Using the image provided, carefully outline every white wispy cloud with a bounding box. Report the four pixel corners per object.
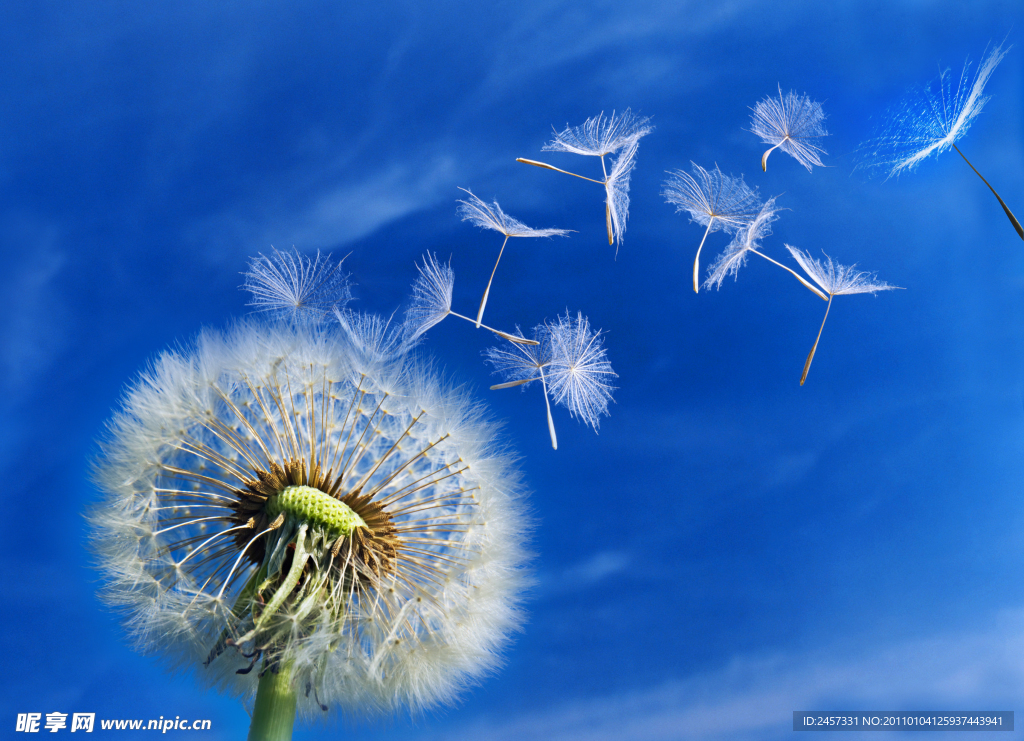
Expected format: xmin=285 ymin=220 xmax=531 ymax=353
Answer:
xmin=545 ymin=551 xmax=631 ymax=593
xmin=187 ymin=153 xmax=460 ymax=256
xmin=0 ymin=223 xmax=68 ymax=395
xmin=416 ymin=610 xmax=1024 ymax=741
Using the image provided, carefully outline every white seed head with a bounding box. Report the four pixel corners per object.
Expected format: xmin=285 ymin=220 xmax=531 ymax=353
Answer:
xmin=404 ymin=252 xmax=455 ymax=340
xmin=456 ymin=189 xmax=571 ymax=239
xmin=704 ymin=197 xmax=781 ymax=290
xmin=663 ymin=163 xmax=762 ymax=233
xmin=542 ymin=108 xmax=653 ymax=157
xmin=90 ymin=319 xmax=531 ymax=720
xmin=242 ymin=249 xmax=352 ymax=325
xmin=605 ymin=139 xmax=640 ymax=248
xmin=749 ymin=87 xmax=829 ymax=171
xmin=785 ymin=246 xmax=899 ymax=295
xmin=862 ymin=43 xmax=1009 ymax=178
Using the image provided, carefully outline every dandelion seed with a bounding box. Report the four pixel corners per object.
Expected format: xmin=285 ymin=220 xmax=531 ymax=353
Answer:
xmin=542 ymin=109 xmax=653 ymax=157
xmin=604 ymin=140 xmax=639 ymax=256
xmin=90 ymin=319 xmax=531 ymax=732
xmin=517 ymin=109 xmax=652 ymax=249
xmin=485 ymin=312 xmax=616 ymax=449
xmin=242 ymin=248 xmax=352 ymax=325
xmin=456 ymin=188 xmax=571 ymax=328
xmin=544 ymin=312 xmax=617 ymax=431
xmin=863 ymin=42 xmax=1022 ymax=240
xmin=405 ymin=252 xmax=455 ymax=339
xmin=786 ymin=246 xmax=900 ymax=385
xmin=703 ymin=200 xmax=828 ymax=300
xmin=663 ymin=163 xmax=761 ymax=294
xmin=485 ymin=326 xmax=560 ymax=450
xmin=749 ymin=86 xmax=828 ymax=172
xmin=405 ymin=253 xmax=539 ymax=346
xmin=334 ymin=307 xmax=407 ymax=363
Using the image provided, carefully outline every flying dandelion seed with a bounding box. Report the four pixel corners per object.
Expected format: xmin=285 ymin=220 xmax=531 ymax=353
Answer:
xmin=863 ymin=42 xmax=1022 ymax=240
xmin=704 ymin=199 xmax=828 ymax=300
xmin=485 ymin=312 xmax=616 ymax=449
xmin=404 ymin=252 xmax=538 ymax=346
xmin=749 ymin=87 xmax=829 ymax=172
xmin=544 ymin=312 xmax=617 ymax=431
xmin=662 ymin=163 xmax=761 ymax=294
xmin=90 ymin=318 xmax=531 ymax=737
xmin=786 ymin=246 xmax=900 ymax=385
xmin=456 ymin=188 xmax=571 ymax=328
xmin=242 ymin=249 xmax=353 ymax=325
xmin=516 ymin=109 xmax=652 ymax=249
xmin=603 ymin=140 xmax=640 ymax=256
xmin=541 ymin=108 xmax=653 ymax=157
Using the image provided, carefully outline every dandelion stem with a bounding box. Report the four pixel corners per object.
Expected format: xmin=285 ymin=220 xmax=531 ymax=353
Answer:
xmin=449 ymin=311 xmax=540 ymax=345
xmin=247 ymin=660 xmax=297 ymax=741
xmin=750 ymin=249 xmax=829 ymax=300
xmin=516 ymin=158 xmax=606 ymax=185
xmin=693 ymin=219 xmax=715 ymax=293
xmin=477 ymin=235 xmax=509 ymax=328
xmin=760 ymin=137 xmax=788 ymax=172
xmin=951 ymin=143 xmax=1024 ymax=240
xmin=801 ymin=294 xmax=833 ymax=386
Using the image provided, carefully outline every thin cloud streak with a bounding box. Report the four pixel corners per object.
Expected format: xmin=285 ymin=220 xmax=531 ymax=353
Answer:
xmin=188 ymin=153 xmax=460 ymax=256
xmin=422 ymin=611 xmax=1024 ymax=741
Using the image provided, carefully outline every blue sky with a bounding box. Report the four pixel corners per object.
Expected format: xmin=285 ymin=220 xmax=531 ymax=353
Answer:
xmin=3 ymin=1 xmax=1024 ymax=738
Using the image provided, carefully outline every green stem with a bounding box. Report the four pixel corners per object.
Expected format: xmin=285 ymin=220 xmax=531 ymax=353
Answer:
xmin=248 ymin=661 xmax=298 ymax=741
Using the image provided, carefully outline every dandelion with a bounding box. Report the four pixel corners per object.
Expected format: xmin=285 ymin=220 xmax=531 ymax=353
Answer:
xmin=541 ymin=108 xmax=653 ymax=157
xmin=603 ymin=140 xmax=640 ymax=256
xmin=786 ymin=246 xmax=899 ymax=385
xmin=704 ymin=200 xmax=828 ymax=300
xmin=544 ymin=312 xmax=617 ymax=431
xmin=243 ymin=249 xmax=352 ymax=325
xmin=517 ymin=109 xmax=652 ymax=249
xmin=663 ymin=163 xmax=761 ymax=293
xmin=405 ymin=252 xmax=455 ymax=338
xmin=485 ymin=312 xmax=616 ymax=449
xmin=404 ymin=253 xmax=539 ymax=347
xmin=863 ymin=42 xmax=1022 ymax=240
xmin=749 ymin=87 xmax=828 ymax=172
xmin=90 ymin=318 xmax=531 ymax=738
xmin=333 ymin=307 xmax=407 ymax=364
xmin=456 ymin=188 xmax=571 ymax=328
xmin=486 ymin=327 xmax=560 ymax=449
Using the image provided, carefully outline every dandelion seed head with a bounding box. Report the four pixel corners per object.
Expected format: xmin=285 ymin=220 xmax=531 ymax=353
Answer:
xmin=456 ymin=189 xmax=571 ymax=239
xmin=704 ymin=197 xmax=781 ymax=290
xmin=542 ymin=109 xmax=653 ymax=157
xmin=749 ymin=87 xmax=829 ymax=171
xmin=544 ymin=312 xmax=617 ymax=430
xmin=606 ymin=139 xmax=640 ymax=248
xmin=785 ymin=245 xmax=899 ymax=295
xmin=863 ymin=43 xmax=1009 ymax=178
xmin=484 ymin=326 xmax=551 ymax=388
xmin=663 ymin=163 xmax=761 ymax=233
xmin=242 ymin=249 xmax=352 ymax=325
xmin=90 ymin=319 xmax=531 ymax=720
xmin=334 ymin=308 xmax=409 ymax=370
xmin=485 ymin=315 xmax=616 ymax=439
xmin=405 ymin=252 xmax=454 ymax=340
